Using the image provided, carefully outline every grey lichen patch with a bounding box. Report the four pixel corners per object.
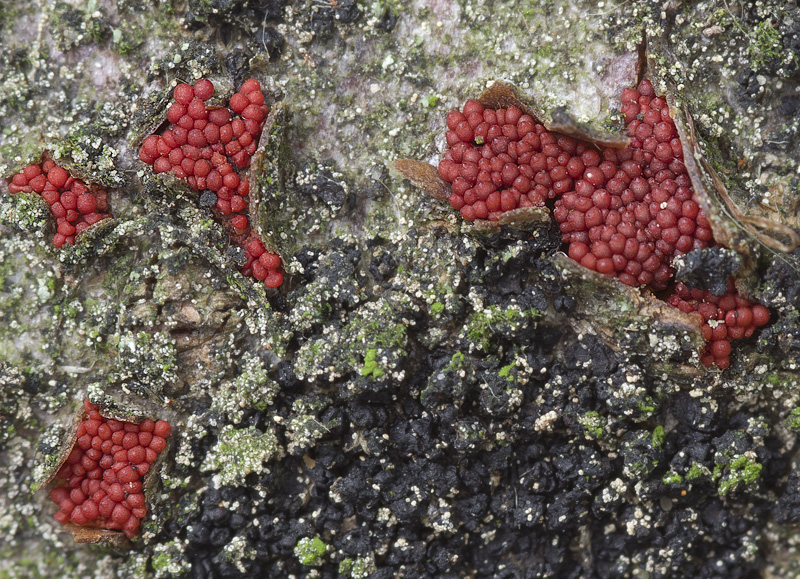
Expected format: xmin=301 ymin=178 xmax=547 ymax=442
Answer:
xmin=554 ymin=254 xmax=705 ymax=372
xmin=105 ymin=553 xmax=148 ymax=579
xmin=31 ymin=421 xmax=73 ymax=491
xmin=56 ymin=217 xmax=119 ymax=267
xmin=0 ymin=136 xmax=43 ymax=183
xmin=654 ymin=1 xmax=800 ymax=229
xmin=48 ymin=0 xmax=111 ymax=52
xmin=747 ymin=20 xmax=788 ymax=70
xmin=421 ymin=351 xmax=473 ymax=410
xmin=391 ymin=227 xmax=472 ymax=322
xmin=56 ymin=218 xmax=147 ymax=272
xmin=0 ymin=65 xmax=35 ymax=150
xmin=151 ymin=245 xmax=247 ymax=339
xmin=461 ymin=302 xmax=541 ymax=354
xmin=50 ymin=129 xmax=123 ymax=189
xmin=202 ymin=424 xmax=283 ymax=487
xmin=726 ymin=352 xmax=800 ymax=405
xmin=453 ymin=418 xmax=488 ymax=453
xmin=285 ymin=395 xmax=339 ymax=455
xmin=784 ymin=407 xmax=800 ymax=433
xmin=219 ymin=535 xmax=258 ymax=575
xmin=711 ymin=417 xmax=768 ymax=496
xmin=622 ymin=429 xmax=664 ymax=480
xmin=717 ymin=453 xmax=763 ymax=496
xmin=338 ymin=554 xmax=377 ymax=579
xmin=4 ymin=196 xmax=241 ymax=408
xmin=151 ymin=540 xmax=191 ymax=579
xmin=0 ymin=191 xmax=52 ymax=234
xmin=605 ymin=372 xmax=656 ymax=423
xmin=294 ymin=291 xmax=411 ymax=383
xmin=250 ymin=101 xmax=303 ymax=259
xmin=0 ymin=243 xmax=66 ymax=370
xmin=184 ymin=0 xmax=247 ymax=28
xmin=109 ymin=330 xmax=177 ymax=399
xmin=152 ymin=252 xmax=211 ymax=306
xmin=211 ymin=353 xmax=279 ymax=424
xmin=578 ymin=410 xmax=607 ymax=440
xmin=85 ymin=383 xmax=147 ymax=424
xmin=147 ymin=39 xmax=221 ymax=88
xmin=0 ymin=365 xmax=30 ymax=446
xmin=284 ymin=247 xmax=361 ymax=335
xmin=170 ymin=413 xmax=210 ymax=489
xmin=144 ymin=202 xmax=270 ymax=307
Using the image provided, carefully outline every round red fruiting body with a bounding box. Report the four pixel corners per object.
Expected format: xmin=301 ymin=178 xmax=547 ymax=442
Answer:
xmin=193 ymin=78 xmax=215 ymax=101
xmin=174 ymin=83 xmax=194 ymax=105
xmin=229 ymin=93 xmax=249 ymax=114
xmin=231 ymin=214 xmax=248 ymax=229
xmin=240 ymin=78 xmax=261 ymax=94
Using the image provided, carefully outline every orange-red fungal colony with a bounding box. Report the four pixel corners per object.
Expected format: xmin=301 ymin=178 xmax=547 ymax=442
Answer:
xmin=667 ymin=280 xmax=771 ymax=370
xmin=438 ymin=79 xmax=770 ymax=368
xmin=6 ymin=160 xmax=111 ymax=248
xmin=48 ymin=400 xmax=171 ymax=539
xmin=139 ymin=78 xmax=283 ymax=288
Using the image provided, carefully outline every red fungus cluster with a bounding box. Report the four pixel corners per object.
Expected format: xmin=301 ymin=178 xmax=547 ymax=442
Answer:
xmin=438 ymin=102 xmax=554 ymax=220
xmin=667 ymin=280 xmax=770 ymax=368
xmin=6 ymin=160 xmax=110 ymax=248
xmin=242 ymin=237 xmax=283 ymax=288
xmin=438 ymin=79 xmax=771 ymax=368
xmin=555 ymin=80 xmax=713 ymax=291
xmin=139 ymin=78 xmax=283 ymax=288
xmin=438 ymin=80 xmax=714 ymax=291
xmin=48 ymin=400 xmax=171 ymax=539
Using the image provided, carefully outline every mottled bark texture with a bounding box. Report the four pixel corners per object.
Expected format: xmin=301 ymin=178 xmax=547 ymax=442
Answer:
xmin=1 ymin=1 xmax=800 ymax=578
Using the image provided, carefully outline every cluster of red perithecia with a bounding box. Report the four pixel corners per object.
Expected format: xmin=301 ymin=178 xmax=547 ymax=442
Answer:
xmin=437 ymin=79 xmax=770 ymax=369
xmin=6 ymin=160 xmax=111 ymax=248
xmin=439 ymin=80 xmax=714 ymax=291
xmin=48 ymin=400 xmax=171 ymax=539
xmin=668 ymin=280 xmax=770 ymax=369
xmin=139 ymin=78 xmax=283 ymax=288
